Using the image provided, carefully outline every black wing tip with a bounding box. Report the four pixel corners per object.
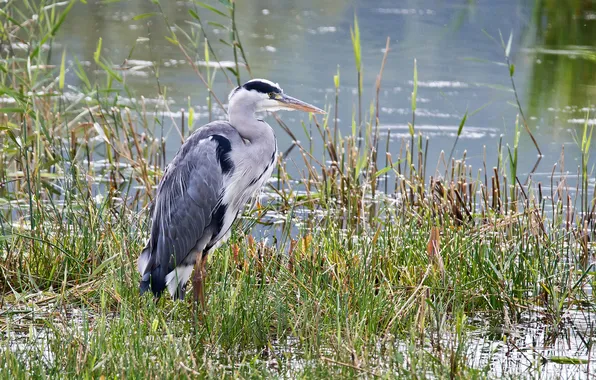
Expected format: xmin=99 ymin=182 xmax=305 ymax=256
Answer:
xmin=139 ymin=278 xmax=186 ymax=300
xmin=139 ymin=279 xmax=151 ymax=294
xmin=139 ymin=270 xmax=167 ymax=298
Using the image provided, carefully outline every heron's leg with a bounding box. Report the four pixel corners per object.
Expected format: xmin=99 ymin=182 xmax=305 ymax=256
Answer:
xmin=199 ymin=257 xmax=208 ymax=308
xmin=192 ymin=254 xmax=207 ymax=310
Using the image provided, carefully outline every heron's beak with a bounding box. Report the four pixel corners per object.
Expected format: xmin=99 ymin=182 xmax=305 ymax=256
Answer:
xmin=277 ymin=94 xmax=326 ymax=114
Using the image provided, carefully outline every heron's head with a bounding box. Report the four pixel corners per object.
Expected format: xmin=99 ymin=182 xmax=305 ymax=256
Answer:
xmin=228 ymin=79 xmax=325 ymax=115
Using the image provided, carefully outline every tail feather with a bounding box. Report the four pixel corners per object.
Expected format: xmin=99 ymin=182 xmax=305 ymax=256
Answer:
xmin=139 ymin=266 xmax=167 ymax=297
xmin=149 ymin=266 xmax=167 ymax=297
xmin=138 ymin=245 xmax=167 ymax=297
xmin=139 ymin=273 xmax=151 ymax=294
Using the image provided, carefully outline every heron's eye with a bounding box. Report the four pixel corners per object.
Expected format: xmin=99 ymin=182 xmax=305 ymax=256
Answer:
xmin=268 ymin=92 xmax=276 ymax=99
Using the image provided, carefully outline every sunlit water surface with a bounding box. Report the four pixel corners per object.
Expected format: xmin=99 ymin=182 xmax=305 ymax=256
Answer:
xmin=53 ymin=0 xmax=596 ymax=175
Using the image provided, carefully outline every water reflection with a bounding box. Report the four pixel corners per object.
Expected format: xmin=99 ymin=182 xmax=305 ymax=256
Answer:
xmin=53 ymin=0 xmax=596 ymax=173
xmin=525 ymin=0 xmax=596 ymax=127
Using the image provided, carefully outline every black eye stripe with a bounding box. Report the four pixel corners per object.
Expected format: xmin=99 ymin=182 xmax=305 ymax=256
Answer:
xmin=243 ymin=81 xmax=281 ymax=95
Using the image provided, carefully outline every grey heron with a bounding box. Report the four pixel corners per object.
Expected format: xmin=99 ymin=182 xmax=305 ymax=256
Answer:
xmin=137 ymin=79 xmax=325 ymax=308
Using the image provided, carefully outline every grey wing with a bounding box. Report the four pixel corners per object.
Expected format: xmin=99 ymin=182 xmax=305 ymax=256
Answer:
xmin=138 ymin=131 xmax=228 ymax=298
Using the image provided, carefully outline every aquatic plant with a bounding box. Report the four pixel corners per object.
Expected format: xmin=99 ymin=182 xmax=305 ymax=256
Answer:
xmin=0 ymin=1 xmax=594 ymax=378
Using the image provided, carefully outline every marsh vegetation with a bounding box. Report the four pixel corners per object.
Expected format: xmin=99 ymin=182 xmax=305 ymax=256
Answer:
xmin=1 ymin=0 xmax=595 ymax=378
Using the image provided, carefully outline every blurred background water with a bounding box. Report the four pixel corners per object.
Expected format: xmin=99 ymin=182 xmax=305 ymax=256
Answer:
xmin=54 ymin=0 xmax=596 ymax=183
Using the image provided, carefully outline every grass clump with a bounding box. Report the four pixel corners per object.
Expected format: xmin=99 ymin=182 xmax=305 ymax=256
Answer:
xmin=0 ymin=1 xmax=594 ymax=378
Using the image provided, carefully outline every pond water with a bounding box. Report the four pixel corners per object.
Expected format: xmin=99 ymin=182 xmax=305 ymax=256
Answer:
xmin=54 ymin=0 xmax=596 ymax=187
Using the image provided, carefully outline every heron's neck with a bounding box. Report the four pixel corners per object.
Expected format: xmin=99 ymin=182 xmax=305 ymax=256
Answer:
xmin=229 ymin=104 xmax=275 ymax=146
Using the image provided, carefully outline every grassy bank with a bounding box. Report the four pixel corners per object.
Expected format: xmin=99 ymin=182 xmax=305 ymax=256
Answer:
xmin=1 ymin=1 xmax=595 ymax=378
